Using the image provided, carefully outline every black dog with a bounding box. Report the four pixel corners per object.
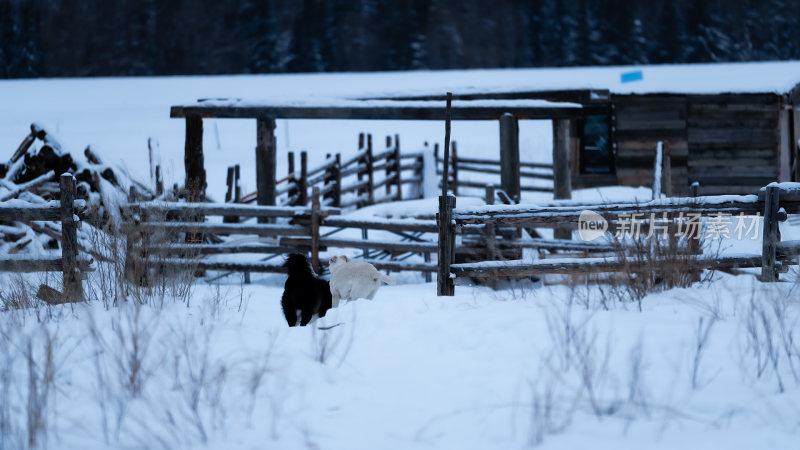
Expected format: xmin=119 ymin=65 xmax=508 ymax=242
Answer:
xmin=281 ymin=253 xmax=333 ymax=327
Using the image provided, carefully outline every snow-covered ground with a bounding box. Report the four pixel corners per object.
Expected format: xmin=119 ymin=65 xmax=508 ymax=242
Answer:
xmin=2 ymin=68 xmax=800 ymax=449
xmin=1 ymin=267 xmax=799 ymax=449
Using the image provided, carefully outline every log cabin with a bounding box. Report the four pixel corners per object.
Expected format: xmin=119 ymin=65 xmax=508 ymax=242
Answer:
xmin=379 ymin=62 xmax=800 ymax=196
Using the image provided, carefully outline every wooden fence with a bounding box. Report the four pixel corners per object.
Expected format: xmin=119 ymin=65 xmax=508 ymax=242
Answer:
xmin=436 ymin=183 xmax=800 ymax=295
xmin=0 ymin=174 xmax=93 ymax=303
xmin=123 ymin=186 xmax=442 ymax=281
xmin=124 ymin=184 xmax=554 ymax=283
xmin=230 ymin=133 xmax=424 ymax=211
xmin=434 ymin=142 xmax=554 ymax=195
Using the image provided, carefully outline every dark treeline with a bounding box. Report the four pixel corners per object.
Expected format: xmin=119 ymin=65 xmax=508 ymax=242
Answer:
xmin=1 ymin=0 xmax=798 ymax=79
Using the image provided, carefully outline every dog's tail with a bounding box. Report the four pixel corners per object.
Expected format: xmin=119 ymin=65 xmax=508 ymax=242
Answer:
xmin=376 ymin=273 xmax=396 ymax=285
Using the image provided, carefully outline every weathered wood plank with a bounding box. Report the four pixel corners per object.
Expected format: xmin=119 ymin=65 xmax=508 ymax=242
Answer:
xmin=124 ymin=201 xmax=339 ymax=218
xmin=145 ymin=243 xmax=302 ymax=255
xmin=133 ymin=222 xmax=310 ymax=236
xmin=282 ymin=237 xmax=437 ymax=253
xmin=451 ymin=253 xmax=787 ymax=278
xmin=170 ymin=103 xmax=583 ymax=121
xmin=322 ymin=217 xmax=438 ymax=233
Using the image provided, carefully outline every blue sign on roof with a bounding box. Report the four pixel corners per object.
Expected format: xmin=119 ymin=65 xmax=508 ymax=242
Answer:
xmin=621 ymin=70 xmax=643 ymax=83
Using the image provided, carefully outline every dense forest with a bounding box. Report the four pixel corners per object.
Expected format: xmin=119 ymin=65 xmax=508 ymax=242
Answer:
xmin=1 ymin=0 xmax=798 ymax=78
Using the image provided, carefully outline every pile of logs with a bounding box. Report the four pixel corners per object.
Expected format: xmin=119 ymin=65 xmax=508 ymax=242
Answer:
xmin=0 ymin=123 xmax=155 ymax=258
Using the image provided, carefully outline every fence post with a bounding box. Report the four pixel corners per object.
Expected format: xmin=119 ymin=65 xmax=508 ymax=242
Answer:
xmin=437 ymin=194 xmax=456 ymax=296
xmin=553 ymin=118 xmax=573 ymax=240
xmin=385 ymin=136 xmax=393 ymax=195
xmin=287 ymin=152 xmax=298 ymax=205
xmin=662 ymin=142 xmax=672 ymax=198
xmin=761 ymin=185 xmax=780 ymax=282
xmin=394 ymin=134 xmax=403 ymax=200
xmin=60 ymin=173 xmax=82 ymax=302
xmin=499 ymin=113 xmax=520 ymax=203
xmin=324 ymin=153 xmax=334 ymax=205
xmin=155 ymin=165 xmax=163 ymax=196
xmin=416 ymin=154 xmax=425 ymax=199
xmin=451 ymin=141 xmax=458 ymax=196
xmin=223 ymin=166 xmax=236 ymax=223
xmin=234 ymin=164 xmax=241 ymax=204
xmin=311 ymin=186 xmax=321 ymax=274
xmin=299 ymin=151 xmax=309 ymax=206
xmin=652 ymin=141 xmax=663 ymax=200
xmin=366 ymin=134 xmax=374 ymax=205
xmin=357 ymin=134 xmax=367 ymax=205
xmin=688 ymin=181 xmax=701 ymax=282
xmin=225 ymin=166 xmax=234 ymax=203
xmin=334 ymin=153 xmax=342 ymax=206
xmin=484 ymin=184 xmax=497 ymax=262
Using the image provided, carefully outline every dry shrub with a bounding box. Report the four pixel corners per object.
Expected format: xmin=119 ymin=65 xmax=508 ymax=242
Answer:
xmin=571 ymin=227 xmax=714 ymax=310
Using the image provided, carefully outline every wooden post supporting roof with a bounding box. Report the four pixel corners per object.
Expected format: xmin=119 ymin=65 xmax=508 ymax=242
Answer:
xmin=184 ymin=115 xmax=205 ymax=202
xmin=553 ymin=119 xmax=573 ymax=240
xmin=256 ymin=118 xmax=277 ymax=222
xmin=499 ymin=113 xmax=520 ymax=203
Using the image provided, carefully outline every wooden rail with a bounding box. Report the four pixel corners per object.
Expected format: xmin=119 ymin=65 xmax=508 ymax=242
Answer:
xmin=434 ymin=141 xmax=554 ymax=196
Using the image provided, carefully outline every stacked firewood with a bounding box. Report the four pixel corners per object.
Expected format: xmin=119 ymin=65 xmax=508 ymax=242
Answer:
xmin=0 ymin=124 xmax=156 ymax=258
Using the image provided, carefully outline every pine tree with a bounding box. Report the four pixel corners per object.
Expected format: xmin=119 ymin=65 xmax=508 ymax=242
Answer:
xmin=653 ymin=1 xmax=691 ymax=63
xmin=0 ymin=0 xmax=11 ymax=78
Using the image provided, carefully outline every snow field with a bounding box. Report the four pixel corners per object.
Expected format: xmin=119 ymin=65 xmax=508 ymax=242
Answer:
xmin=1 ymin=265 xmax=799 ymax=449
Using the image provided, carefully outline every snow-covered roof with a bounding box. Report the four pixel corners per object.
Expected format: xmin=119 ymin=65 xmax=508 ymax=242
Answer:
xmin=354 ymin=60 xmax=800 ymax=98
xmin=167 ymin=61 xmax=800 ymax=110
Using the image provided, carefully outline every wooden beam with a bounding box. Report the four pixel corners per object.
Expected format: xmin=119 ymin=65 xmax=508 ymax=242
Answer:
xmin=363 ymin=89 xmax=610 ymax=104
xmin=499 ymin=113 xmax=521 ymax=203
xmin=553 ymin=118 xmax=573 ymax=240
xmin=170 ymin=103 xmax=582 ymax=121
xmin=256 ymin=118 xmax=277 ymax=222
xmin=184 ymin=115 xmax=205 ymax=201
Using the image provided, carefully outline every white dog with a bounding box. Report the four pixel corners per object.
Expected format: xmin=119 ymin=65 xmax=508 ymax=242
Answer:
xmin=328 ymin=255 xmax=396 ymax=305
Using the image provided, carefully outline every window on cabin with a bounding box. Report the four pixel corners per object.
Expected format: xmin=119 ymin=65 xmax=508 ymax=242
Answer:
xmin=580 ymin=111 xmax=614 ymax=174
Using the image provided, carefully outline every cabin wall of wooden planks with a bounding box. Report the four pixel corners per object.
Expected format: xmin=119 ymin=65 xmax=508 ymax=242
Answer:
xmin=610 ymin=93 xmax=782 ymax=196
xmin=612 ymin=94 xmax=689 ymax=196
xmin=686 ymin=94 xmax=781 ymax=195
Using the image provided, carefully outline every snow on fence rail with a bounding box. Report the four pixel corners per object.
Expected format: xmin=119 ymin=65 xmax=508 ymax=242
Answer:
xmin=436 ymin=183 xmax=800 ymax=295
xmin=434 ymin=142 xmax=554 ymax=195
xmin=0 ymin=174 xmax=92 ymax=303
xmin=232 ymin=133 xmax=424 ymax=210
